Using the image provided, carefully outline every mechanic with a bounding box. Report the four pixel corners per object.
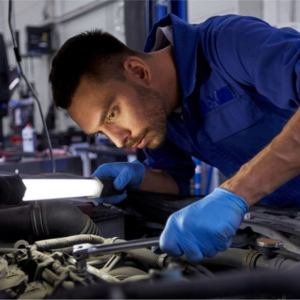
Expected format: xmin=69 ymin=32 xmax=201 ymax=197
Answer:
xmin=49 ymin=14 xmax=300 ymax=261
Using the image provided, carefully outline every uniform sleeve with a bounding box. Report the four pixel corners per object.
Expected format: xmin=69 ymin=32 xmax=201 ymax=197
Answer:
xmin=143 ymin=138 xmax=195 ymax=195
xmin=202 ymin=15 xmax=300 ymax=109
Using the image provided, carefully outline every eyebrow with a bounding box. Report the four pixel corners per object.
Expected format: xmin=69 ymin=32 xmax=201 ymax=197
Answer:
xmin=89 ymin=99 xmax=112 ymax=136
xmin=99 ymin=103 xmax=110 ymax=127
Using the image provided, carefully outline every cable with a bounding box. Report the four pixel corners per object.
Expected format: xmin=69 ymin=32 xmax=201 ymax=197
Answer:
xmin=8 ymin=0 xmax=56 ymax=173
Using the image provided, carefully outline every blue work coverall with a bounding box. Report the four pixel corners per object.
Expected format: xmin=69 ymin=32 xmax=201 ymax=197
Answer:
xmin=143 ymin=14 xmax=300 ymax=208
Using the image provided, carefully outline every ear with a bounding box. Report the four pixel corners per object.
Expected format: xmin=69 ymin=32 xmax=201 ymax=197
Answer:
xmin=123 ymin=57 xmax=151 ymax=85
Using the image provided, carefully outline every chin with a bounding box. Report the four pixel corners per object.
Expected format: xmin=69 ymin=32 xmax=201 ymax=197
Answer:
xmin=147 ymin=138 xmax=165 ymax=150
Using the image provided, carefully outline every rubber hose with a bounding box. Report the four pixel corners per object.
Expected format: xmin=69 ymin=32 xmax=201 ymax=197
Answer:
xmin=81 ymin=215 xmax=100 ymax=235
xmin=30 ymin=200 xmax=97 ymax=238
xmin=125 ymin=248 xmax=161 ymax=268
xmin=31 ymin=234 xmax=105 ymax=251
xmin=200 ymin=247 xmax=300 ymax=271
xmin=0 ymin=248 xmax=17 ymax=254
xmin=49 ymin=218 xmax=101 ymax=253
xmin=111 ymin=239 xmax=161 ymax=268
xmin=0 ymin=204 xmax=32 ymax=240
xmin=0 ymin=200 xmax=100 ymax=241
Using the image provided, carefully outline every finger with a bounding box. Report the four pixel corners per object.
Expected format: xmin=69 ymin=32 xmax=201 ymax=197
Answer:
xmin=159 ymin=228 xmax=183 ymax=257
xmin=215 ymin=237 xmax=232 ymax=252
xmin=199 ymin=237 xmax=231 ymax=258
xmin=114 ymin=169 xmax=131 ymax=190
xmin=92 ymin=164 xmax=120 ymax=178
xmin=181 ymin=241 xmax=204 ymax=262
xmin=200 ymin=244 xmax=218 ymax=258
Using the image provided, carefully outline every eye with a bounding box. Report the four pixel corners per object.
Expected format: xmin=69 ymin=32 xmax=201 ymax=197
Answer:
xmin=108 ymin=111 xmax=115 ymax=121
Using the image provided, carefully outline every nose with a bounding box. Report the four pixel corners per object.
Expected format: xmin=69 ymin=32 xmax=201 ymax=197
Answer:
xmin=104 ymin=127 xmax=130 ymax=148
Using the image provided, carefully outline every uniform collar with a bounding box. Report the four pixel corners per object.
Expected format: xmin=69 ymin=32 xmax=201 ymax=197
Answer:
xmin=144 ymin=13 xmax=199 ymax=101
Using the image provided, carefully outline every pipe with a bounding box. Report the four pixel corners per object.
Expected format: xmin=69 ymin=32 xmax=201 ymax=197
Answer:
xmin=170 ymin=0 xmax=188 ymax=21
xmin=0 ymin=200 xmax=100 ymax=243
xmin=199 ymin=247 xmax=300 ymax=272
xmin=41 ymin=0 xmax=118 ymax=27
xmin=112 ymin=238 xmax=209 ymax=278
xmin=155 ymin=0 xmax=168 ymax=22
xmin=31 ymin=234 xmax=105 ymax=252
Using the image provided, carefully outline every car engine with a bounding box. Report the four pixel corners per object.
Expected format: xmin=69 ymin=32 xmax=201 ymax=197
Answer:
xmin=1 ymin=189 xmax=300 ymax=299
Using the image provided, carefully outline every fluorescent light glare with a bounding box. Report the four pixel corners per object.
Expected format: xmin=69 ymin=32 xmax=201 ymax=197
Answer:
xmin=22 ymin=178 xmax=102 ymax=201
xmin=9 ymin=77 xmax=20 ymax=90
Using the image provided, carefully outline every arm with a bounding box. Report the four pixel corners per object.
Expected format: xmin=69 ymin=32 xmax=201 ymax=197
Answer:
xmin=92 ymin=159 xmax=180 ymax=205
xmin=209 ymin=16 xmax=300 ymax=205
xmin=160 ymin=16 xmax=300 ymax=261
xmin=142 ymin=135 xmax=195 ymax=194
xmin=92 ymin=135 xmax=193 ymax=204
xmin=221 ymin=107 xmax=300 ymax=206
xmin=139 ymin=167 xmax=179 ymax=194
xmin=160 ymin=117 xmax=300 ymax=261
xmin=160 ymin=112 xmax=300 ymax=261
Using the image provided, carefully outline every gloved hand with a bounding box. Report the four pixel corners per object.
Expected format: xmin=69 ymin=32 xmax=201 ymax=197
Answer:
xmin=92 ymin=160 xmax=145 ymax=204
xmin=160 ymin=188 xmax=248 ymax=261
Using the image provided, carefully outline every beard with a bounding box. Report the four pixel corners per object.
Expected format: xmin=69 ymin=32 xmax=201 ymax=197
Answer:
xmin=125 ymin=82 xmax=168 ymax=150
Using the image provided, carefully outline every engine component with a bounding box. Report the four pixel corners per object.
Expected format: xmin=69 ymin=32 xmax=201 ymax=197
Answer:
xmin=2 ymin=189 xmax=300 ymax=298
xmin=0 ymin=200 xmax=100 ymax=247
xmin=257 ymin=237 xmax=283 ymax=259
xmin=0 ymin=234 xmax=300 ymax=299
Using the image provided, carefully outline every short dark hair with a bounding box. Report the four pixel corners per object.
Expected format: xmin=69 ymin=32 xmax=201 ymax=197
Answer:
xmin=49 ymin=29 xmax=143 ymax=109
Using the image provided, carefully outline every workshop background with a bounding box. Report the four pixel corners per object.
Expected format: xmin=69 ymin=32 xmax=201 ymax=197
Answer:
xmin=0 ymin=0 xmax=300 ymax=191
xmin=2 ymin=2 xmax=300 ymax=298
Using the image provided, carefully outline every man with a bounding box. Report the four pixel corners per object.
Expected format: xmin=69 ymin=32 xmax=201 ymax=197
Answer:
xmin=49 ymin=13 xmax=300 ymax=261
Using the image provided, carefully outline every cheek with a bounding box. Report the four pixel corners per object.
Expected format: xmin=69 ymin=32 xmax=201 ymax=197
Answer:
xmin=122 ymin=106 xmax=147 ymax=128
xmin=125 ymin=115 xmax=145 ymax=132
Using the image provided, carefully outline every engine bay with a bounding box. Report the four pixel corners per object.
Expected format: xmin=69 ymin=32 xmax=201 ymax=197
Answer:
xmin=1 ymin=191 xmax=300 ymax=299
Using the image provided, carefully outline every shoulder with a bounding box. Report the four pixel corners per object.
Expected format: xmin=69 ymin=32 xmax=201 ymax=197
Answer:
xmin=198 ymin=14 xmax=271 ymax=33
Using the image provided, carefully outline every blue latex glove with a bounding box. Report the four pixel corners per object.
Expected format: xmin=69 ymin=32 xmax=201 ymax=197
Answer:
xmin=160 ymin=188 xmax=249 ymax=261
xmin=91 ymin=160 xmax=145 ymax=204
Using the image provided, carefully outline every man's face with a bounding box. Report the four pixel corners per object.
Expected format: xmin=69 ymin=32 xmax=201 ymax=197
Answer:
xmin=68 ymin=77 xmax=168 ymax=149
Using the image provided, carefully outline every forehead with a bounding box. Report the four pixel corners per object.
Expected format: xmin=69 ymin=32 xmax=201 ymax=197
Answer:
xmin=67 ymin=77 xmax=135 ymax=134
xmin=67 ymin=77 xmax=107 ymax=134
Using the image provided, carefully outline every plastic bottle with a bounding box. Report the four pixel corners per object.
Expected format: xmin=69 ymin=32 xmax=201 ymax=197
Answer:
xmin=22 ymin=123 xmax=36 ymax=152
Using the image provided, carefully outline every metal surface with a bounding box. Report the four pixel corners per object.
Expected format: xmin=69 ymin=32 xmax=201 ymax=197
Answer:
xmin=73 ymin=237 xmax=160 ymax=260
xmin=257 ymin=238 xmax=283 ymax=249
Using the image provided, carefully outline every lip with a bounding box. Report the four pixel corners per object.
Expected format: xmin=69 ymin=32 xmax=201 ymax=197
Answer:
xmin=135 ymin=136 xmax=147 ymax=149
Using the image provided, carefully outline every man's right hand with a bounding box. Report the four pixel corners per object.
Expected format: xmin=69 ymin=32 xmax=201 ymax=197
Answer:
xmin=92 ymin=160 xmax=145 ymax=204
xmin=159 ymin=188 xmax=248 ymax=261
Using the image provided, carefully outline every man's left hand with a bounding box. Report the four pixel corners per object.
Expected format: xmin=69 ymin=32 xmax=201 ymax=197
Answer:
xmin=159 ymin=188 xmax=249 ymax=261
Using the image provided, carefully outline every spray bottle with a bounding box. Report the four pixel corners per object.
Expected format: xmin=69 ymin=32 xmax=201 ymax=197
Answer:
xmin=22 ymin=123 xmax=36 ymax=152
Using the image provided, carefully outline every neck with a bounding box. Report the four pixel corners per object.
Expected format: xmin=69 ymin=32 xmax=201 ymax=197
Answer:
xmin=149 ymin=45 xmax=180 ymax=116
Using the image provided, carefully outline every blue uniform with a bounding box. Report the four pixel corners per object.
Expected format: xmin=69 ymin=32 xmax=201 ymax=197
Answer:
xmin=143 ymin=14 xmax=300 ymax=208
